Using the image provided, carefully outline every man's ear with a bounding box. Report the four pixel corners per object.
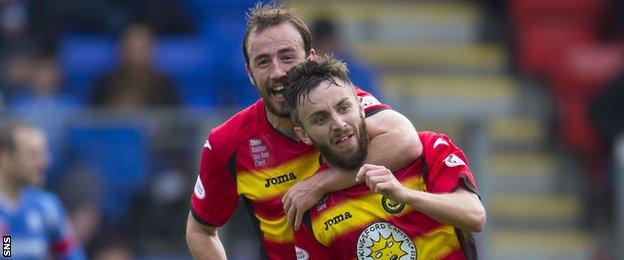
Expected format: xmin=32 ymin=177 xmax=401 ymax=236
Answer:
xmin=245 ymin=63 xmax=256 ymax=86
xmin=294 ymin=126 xmax=312 ymax=145
xmin=308 ymin=48 xmax=317 ymax=60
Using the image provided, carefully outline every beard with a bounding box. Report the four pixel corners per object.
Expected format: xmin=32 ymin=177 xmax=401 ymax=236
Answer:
xmin=312 ymin=121 xmax=369 ymax=170
xmin=264 ymin=98 xmax=290 ymax=118
xmin=256 ymin=78 xmax=291 ymax=118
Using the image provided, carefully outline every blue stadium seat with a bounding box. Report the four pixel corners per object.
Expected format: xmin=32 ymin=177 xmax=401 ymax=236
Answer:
xmin=154 ymin=36 xmax=218 ymax=107
xmin=68 ymin=123 xmax=148 ymax=227
xmin=58 ymin=34 xmax=117 ymax=104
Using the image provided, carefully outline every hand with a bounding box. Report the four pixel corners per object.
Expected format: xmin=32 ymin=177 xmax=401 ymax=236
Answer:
xmin=355 ymin=164 xmax=412 ymax=203
xmin=282 ymin=175 xmax=324 ymax=231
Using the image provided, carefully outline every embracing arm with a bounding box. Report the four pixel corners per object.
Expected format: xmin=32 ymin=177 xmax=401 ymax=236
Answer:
xmin=186 ymin=212 xmax=227 ymax=260
xmin=283 ymin=109 xmax=422 ymax=229
xmin=357 ymin=164 xmax=486 ymax=232
xmin=403 ymin=187 xmax=485 ymax=232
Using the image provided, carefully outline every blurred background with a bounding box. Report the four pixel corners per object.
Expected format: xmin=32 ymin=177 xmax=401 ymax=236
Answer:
xmin=0 ymin=0 xmax=623 ymax=259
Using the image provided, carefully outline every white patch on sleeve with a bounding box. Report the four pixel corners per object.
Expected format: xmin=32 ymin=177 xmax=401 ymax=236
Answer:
xmin=204 ymin=139 xmax=211 ymax=149
xmin=194 ymin=176 xmax=206 ymax=199
xmin=296 ymin=246 xmax=310 ymax=260
xmin=359 ymin=95 xmax=381 ymax=109
xmin=444 ymin=154 xmax=466 ymax=168
xmin=433 ymin=137 xmax=449 ymax=149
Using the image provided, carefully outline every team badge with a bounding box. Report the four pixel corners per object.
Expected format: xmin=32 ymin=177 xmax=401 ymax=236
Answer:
xmin=356 ymin=222 xmax=416 ymax=260
xmin=194 ymin=176 xmax=205 ymax=199
xmin=382 ymin=197 xmax=405 ymax=214
xmin=444 ymin=154 xmax=466 ymax=168
xmin=295 ymin=246 xmax=309 ymax=260
xmin=359 ymin=95 xmax=381 ymax=109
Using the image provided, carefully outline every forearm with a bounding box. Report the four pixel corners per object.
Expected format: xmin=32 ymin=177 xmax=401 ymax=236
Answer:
xmin=364 ymin=109 xmax=421 ymax=172
xmin=186 ymin=213 xmax=227 ymax=259
xmin=405 ymin=188 xmax=485 ymax=232
xmin=364 ymin=131 xmax=419 ymax=172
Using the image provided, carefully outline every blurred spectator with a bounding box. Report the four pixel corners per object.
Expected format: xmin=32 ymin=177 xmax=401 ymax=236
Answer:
xmin=111 ymin=0 xmax=195 ymax=34
xmin=89 ymin=23 xmax=180 ymax=110
xmin=311 ymin=17 xmax=381 ymax=98
xmin=0 ymin=51 xmax=33 ymax=106
xmin=0 ymin=119 xmax=86 ymax=259
xmin=29 ymin=0 xmax=127 ymax=50
xmin=10 ymin=54 xmax=78 ymax=182
xmin=0 ymin=0 xmax=29 ymax=47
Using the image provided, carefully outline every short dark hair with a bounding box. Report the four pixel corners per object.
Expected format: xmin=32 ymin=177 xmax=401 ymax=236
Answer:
xmin=243 ymin=2 xmax=312 ymax=66
xmin=283 ymin=56 xmax=353 ymax=126
xmin=0 ymin=118 xmax=30 ymax=155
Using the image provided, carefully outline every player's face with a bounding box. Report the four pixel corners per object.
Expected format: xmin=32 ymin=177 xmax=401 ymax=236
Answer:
xmin=7 ymin=127 xmax=50 ymax=187
xmin=246 ymin=22 xmax=315 ymax=118
xmin=295 ymin=80 xmax=369 ymax=170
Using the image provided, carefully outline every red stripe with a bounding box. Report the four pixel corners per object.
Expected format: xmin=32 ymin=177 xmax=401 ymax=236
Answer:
xmin=391 ymin=211 xmax=445 ymax=237
xmin=262 ymin=239 xmax=296 ymax=260
xmin=251 ymin=197 xmax=286 ymax=220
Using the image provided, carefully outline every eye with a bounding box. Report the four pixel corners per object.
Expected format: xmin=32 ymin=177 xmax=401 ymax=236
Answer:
xmin=313 ymin=116 xmax=327 ymax=125
xmin=256 ymin=59 xmax=269 ymax=68
xmin=338 ymin=104 xmax=351 ymax=113
xmin=282 ymin=55 xmax=295 ymax=63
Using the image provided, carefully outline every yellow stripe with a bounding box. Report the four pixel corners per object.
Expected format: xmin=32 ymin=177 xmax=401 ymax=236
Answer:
xmin=313 ymin=175 xmax=426 ymax=246
xmin=256 ymin=214 xmax=294 ymax=244
xmin=414 ymin=225 xmax=461 ymax=259
xmin=237 ymin=152 xmax=320 ymax=201
xmin=403 ymin=174 xmax=427 ymax=192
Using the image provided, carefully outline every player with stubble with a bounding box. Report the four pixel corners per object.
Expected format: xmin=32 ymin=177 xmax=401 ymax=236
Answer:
xmin=186 ymin=3 xmax=423 ymax=260
xmin=283 ymin=57 xmax=485 ymax=259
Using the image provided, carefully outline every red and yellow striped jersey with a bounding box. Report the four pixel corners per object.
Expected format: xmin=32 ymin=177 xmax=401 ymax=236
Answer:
xmin=190 ymin=89 xmax=388 ymax=259
xmin=294 ymin=131 xmax=479 ymax=260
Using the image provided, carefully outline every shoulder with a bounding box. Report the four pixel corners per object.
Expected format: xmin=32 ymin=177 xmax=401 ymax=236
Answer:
xmin=418 ymin=131 xmax=458 ymax=155
xmin=354 ymin=87 xmax=390 ymax=113
xmin=23 ymin=188 xmax=64 ymax=219
xmin=207 ymin=100 xmax=263 ymax=150
xmin=418 ymin=131 xmax=465 ymax=164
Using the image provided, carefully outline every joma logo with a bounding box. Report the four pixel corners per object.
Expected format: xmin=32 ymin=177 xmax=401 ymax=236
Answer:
xmin=324 ymin=211 xmax=352 ymax=230
xmin=264 ymin=172 xmax=297 ymax=188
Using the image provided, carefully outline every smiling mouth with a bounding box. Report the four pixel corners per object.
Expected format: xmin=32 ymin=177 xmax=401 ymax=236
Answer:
xmin=271 ymin=85 xmax=285 ymax=100
xmin=334 ymin=134 xmax=354 ymax=146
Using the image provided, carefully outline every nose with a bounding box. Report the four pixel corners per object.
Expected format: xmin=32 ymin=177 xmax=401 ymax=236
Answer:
xmin=329 ymin=112 xmax=348 ymax=131
xmin=269 ymin=58 xmax=287 ymax=80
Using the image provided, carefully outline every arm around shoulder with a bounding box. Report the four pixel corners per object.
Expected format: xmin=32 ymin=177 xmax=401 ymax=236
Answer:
xmin=405 ymin=187 xmax=486 ymax=233
xmin=364 ymin=109 xmax=422 ymax=172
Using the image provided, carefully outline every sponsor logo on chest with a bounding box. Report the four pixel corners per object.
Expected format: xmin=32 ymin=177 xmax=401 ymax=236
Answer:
xmin=264 ymin=172 xmax=297 ymax=188
xmin=324 ymin=211 xmax=352 ymax=231
xmin=249 ymin=138 xmax=270 ymax=168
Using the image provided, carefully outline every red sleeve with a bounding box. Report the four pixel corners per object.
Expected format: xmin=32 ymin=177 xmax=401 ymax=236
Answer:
xmin=355 ymin=87 xmax=390 ymax=117
xmin=190 ymin=129 xmax=239 ymax=227
xmin=294 ymin=217 xmax=332 ymax=259
xmin=420 ymin=131 xmax=479 ymax=196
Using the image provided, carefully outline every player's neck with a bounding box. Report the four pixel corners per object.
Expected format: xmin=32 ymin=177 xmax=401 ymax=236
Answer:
xmin=266 ymin=109 xmax=298 ymax=140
